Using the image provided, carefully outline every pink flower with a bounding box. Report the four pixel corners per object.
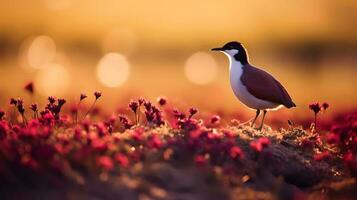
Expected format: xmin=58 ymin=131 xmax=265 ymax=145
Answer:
xmin=314 ymin=151 xmax=331 ymax=161
xmin=74 ymin=127 xmax=83 ymax=141
xmin=259 ymin=137 xmax=271 ymax=146
xmin=157 ymin=97 xmax=167 ymax=106
xmin=129 ymin=100 xmax=139 ymax=113
xmin=138 ymin=97 xmax=146 ymax=106
xmin=16 ymin=98 xmax=25 ymax=114
xmin=326 ymin=133 xmax=339 ymax=145
xmin=230 ymin=146 xmax=244 ymax=159
xmin=30 ymin=104 xmax=38 ymax=112
xmin=131 ymin=127 xmax=144 ymax=141
xmin=343 ymin=152 xmax=357 ymax=173
xmin=0 ymin=109 xmax=5 ymax=120
xmin=115 ymin=153 xmax=129 ymax=168
xmin=0 ymin=121 xmax=10 ymax=138
xmin=322 ymin=102 xmax=329 ymax=111
xmin=21 ymin=154 xmax=39 ymax=170
xmin=96 ymin=156 xmax=114 ymax=171
xmin=194 ymin=155 xmax=207 ymax=166
xmin=48 ymin=96 xmax=56 ymax=104
xmin=173 ymin=109 xmax=185 ymax=120
xmin=118 ymin=115 xmax=133 ymax=129
xmin=223 ymin=130 xmax=234 ymax=138
xmin=309 ymin=103 xmax=321 ymax=114
xmin=188 ymin=107 xmax=198 ymax=118
xmin=94 ymin=91 xmax=102 ymax=100
xmin=54 ymin=143 xmax=72 ymax=155
xmin=24 ymin=82 xmax=34 ymax=94
xmin=250 ymin=137 xmax=271 ymax=152
xmin=80 ymin=93 xmax=87 ymax=101
xmin=9 ymin=98 xmax=17 ymax=106
xmin=210 ymin=115 xmax=221 ymax=124
xmin=91 ymin=138 xmax=108 ymax=152
xmin=250 ymin=141 xmax=262 ymax=152
xmin=300 ymin=139 xmax=315 ymax=149
xmin=39 ymin=112 xmax=55 ymax=127
xmin=148 ymin=134 xmax=163 ymax=149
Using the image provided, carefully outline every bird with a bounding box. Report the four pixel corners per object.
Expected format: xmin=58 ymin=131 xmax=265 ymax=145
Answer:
xmin=211 ymin=41 xmax=296 ymax=130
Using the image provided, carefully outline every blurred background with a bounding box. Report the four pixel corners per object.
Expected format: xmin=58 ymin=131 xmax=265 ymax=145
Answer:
xmin=0 ymin=0 xmax=356 ymax=118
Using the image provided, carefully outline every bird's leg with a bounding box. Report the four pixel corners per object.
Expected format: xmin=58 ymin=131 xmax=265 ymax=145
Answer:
xmin=257 ymin=110 xmax=267 ymax=130
xmin=250 ymin=109 xmax=260 ymax=127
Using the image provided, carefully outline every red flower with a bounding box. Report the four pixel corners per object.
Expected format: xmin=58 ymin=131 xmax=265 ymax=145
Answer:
xmin=58 ymin=98 xmax=66 ymax=106
xmin=129 ymin=100 xmax=139 ymax=113
xmin=115 ymin=153 xmax=129 ymax=168
xmin=91 ymin=138 xmax=108 ymax=152
xmin=148 ymin=134 xmax=163 ymax=149
xmin=314 ymin=151 xmax=331 ymax=161
xmin=250 ymin=137 xmax=271 ymax=152
xmin=230 ymin=146 xmax=244 ymax=159
xmin=0 ymin=109 xmax=5 ymax=120
xmin=300 ymin=138 xmax=315 ymax=149
xmin=326 ymin=133 xmax=339 ymax=145
xmin=9 ymin=98 xmax=17 ymax=106
xmin=194 ymin=154 xmax=207 ymax=166
xmin=94 ymin=91 xmax=102 ymax=100
xmin=144 ymin=101 xmax=152 ymax=111
xmin=222 ymin=130 xmax=234 ymax=138
xmin=188 ymin=107 xmax=198 ymax=118
xmin=30 ymin=104 xmax=38 ymax=112
xmin=96 ymin=156 xmax=114 ymax=171
xmin=259 ymin=137 xmax=271 ymax=146
xmin=21 ymin=154 xmax=39 ymax=170
xmin=250 ymin=141 xmax=262 ymax=152
xmin=48 ymin=96 xmax=56 ymax=104
xmin=343 ymin=152 xmax=357 ymax=174
xmin=54 ymin=143 xmax=72 ymax=155
xmin=157 ymin=97 xmax=167 ymax=106
xmin=118 ymin=115 xmax=133 ymax=129
xmin=80 ymin=93 xmax=87 ymax=101
xmin=16 ymin=99 xmax=25 ymax=114
xmin=138 ymin=97 xmax=146 ymax=106
xmin=322 ymin=102 xmax=329 ymax=111
xmin=24 ymin=82 xmax=34 ymax=94
xmin=173 ymin=109 xmax=185 ymax=119
xmin=309 ymin=103 xmax=321 ymax=114
xmin=0 ymin=121 xmax=10 ymax=137
xmin=210 ymin=115 xmax=221 ymax=124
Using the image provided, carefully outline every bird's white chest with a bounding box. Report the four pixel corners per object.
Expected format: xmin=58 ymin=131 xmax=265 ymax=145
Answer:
xmin=229 ymin=61 xmax=279 ymax=110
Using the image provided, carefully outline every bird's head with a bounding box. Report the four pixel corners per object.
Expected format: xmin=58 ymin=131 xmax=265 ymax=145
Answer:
xmin=211 ymin=41 xmax=248 ymax=64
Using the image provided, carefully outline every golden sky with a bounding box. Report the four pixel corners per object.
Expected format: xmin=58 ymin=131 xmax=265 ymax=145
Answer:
xmin=0 ymin=0 xmax=356 ymax=116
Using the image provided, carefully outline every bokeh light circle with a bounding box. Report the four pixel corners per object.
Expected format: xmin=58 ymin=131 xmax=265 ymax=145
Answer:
xmin=97 ymin=53 xmax=130 ymax=87
xmin=185 ymin=52 xmax=218 ymax=85
xmin=27 ymin=35 xmax=56 ymax=69
xmin=34 ymin=64 xmax=70 ymax=96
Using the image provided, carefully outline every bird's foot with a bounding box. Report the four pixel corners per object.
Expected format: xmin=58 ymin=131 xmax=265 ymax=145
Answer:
xmin=255 ymin=125 xmax=264 ymax=131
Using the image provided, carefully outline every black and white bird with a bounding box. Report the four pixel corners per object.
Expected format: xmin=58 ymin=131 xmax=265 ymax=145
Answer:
xmin=211 ymin=41 xmax=296 ymax=130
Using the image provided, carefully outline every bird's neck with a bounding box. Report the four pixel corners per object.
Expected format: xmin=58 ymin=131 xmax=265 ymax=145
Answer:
xmin=234 ymin=51 xmax=248 ymax=65
xmin=229 ymin=58 xmax=244 ymax=77
xmin=225 ymin=54 xmax=246 ymax=71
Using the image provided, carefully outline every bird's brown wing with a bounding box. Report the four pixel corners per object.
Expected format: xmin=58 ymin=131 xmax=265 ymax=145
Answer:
xmin=241 ymin=64 xmax=296 ymax=108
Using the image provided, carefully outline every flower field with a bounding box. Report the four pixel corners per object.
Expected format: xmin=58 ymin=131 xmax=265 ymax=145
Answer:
xmin=0 ymin=93 xmax=356 ymax=200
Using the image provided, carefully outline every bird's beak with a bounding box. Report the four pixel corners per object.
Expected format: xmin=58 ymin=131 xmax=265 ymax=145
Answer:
xmin=211 ymin=47 xmax=223 ymax=51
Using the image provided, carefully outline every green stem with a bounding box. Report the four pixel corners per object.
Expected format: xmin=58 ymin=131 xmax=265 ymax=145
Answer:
xmin=75 ymin=101 xmax=81 ymax=125
xmin=314 ymin=114 xmax=317 ymax=130
xmin=82 ymin=100 xmax=97 ymax=121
